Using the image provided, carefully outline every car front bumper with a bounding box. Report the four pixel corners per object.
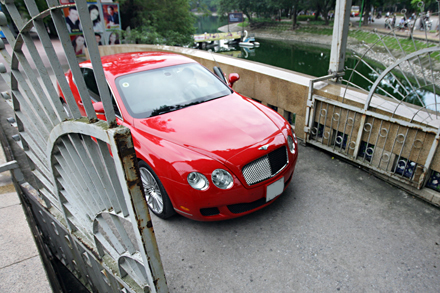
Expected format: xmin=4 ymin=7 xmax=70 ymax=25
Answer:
xmin=161 ymin=156 xmax=296 ymax=221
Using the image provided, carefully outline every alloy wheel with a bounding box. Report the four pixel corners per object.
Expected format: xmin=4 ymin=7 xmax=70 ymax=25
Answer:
xmin=139 ymin=167 xmax=164 ymax=214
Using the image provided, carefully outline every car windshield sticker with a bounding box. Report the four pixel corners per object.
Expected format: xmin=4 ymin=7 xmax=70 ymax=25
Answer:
xmin=122 ymin=82 xmax=129 ymax=87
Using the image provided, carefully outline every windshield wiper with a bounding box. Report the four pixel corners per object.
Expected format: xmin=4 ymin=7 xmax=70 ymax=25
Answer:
xmin=150 ymin=101 xmax=203 ymax=117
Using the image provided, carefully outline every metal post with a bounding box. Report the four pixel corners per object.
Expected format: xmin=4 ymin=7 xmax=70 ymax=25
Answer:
xmin=418 ymin=128 xmax=440 ymax=189
xmin=304 ymin=75 xmax=335 ymax=143
xmin=359 ymin=0 xmax=365 ymax=28
xmin=329 ymin=0 xmax=353 ymax=75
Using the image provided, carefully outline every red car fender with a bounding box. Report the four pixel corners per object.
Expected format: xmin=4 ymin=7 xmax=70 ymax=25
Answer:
xmin=131 ymin=128 xmax=224 ymax=182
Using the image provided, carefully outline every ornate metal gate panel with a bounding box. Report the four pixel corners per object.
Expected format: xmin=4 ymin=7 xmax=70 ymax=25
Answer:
xmin=308 ymin=95 xmax=437 ymax=188
xmin=0 ymin=0 xmax=168 ymax=292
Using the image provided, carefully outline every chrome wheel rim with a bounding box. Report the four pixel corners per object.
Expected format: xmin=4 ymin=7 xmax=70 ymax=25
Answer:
xmin=139 ymin=167 xmax=164 ymax=214
xmin=62 ymin=103 xmax=72 ymax=119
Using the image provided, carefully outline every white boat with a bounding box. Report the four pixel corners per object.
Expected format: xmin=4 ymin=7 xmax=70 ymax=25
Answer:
xmin=239 ymin=30 xmax=260 ymax=48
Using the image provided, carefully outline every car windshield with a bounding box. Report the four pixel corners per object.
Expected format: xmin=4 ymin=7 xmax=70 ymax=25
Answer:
xmin=115 ymin=63 xmax=233 ymax=118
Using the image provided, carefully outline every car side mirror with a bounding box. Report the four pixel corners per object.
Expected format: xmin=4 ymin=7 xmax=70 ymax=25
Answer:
xmin=228 ymin=73 xmax=240 ymax=87
xmin=93 ymin=101 xmax=106 ymax=120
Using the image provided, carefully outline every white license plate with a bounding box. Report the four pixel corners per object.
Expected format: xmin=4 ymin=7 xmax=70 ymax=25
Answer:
xmin=266 ymin=177 xmax=284 ymax=202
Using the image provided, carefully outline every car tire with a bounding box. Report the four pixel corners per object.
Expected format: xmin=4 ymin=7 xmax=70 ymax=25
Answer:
xmin=138 ymin=161 xmax=175 ymax=219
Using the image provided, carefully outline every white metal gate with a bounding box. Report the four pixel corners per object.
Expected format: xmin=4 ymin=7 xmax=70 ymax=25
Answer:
xmin=0 ymin=0 xmax=168 ymax=292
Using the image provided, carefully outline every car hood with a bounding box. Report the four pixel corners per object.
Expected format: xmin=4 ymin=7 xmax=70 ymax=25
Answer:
xmin=133 ymin=94 xmax=282 ymax=163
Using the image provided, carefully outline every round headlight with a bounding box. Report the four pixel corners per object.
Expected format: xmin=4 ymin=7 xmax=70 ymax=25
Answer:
xmin=187 ymin=172 xmax=209 ymax=190
xmin=287 ymin=136 xmax=295 ymax=153
xmin=291 ymin=128 xmax=297 ymax=143
xmin=211 ymin=169 xmax=233 ymax=189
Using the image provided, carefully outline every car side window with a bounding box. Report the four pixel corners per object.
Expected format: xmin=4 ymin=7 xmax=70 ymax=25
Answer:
xmin=110 ymin=87 xmax=121 ymax=118
xmin=79 ymin=67 xmax=122 ymax=119
xmin=81 ymin=68 xmax=101 ymax=102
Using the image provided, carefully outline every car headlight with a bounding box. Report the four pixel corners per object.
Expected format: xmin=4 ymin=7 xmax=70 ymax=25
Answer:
xmin=287 ymin=136 xmax=296 ymax=153
xmin=291 ymin=128 xmax=297 ymax=143
xmin=187 ymin=172 xmax=209 ymax=190
xmin=211 ymin=169 xmax=233 ymax=189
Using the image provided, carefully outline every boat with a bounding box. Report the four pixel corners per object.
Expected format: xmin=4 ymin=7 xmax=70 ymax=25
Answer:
xmin=239 ymin=30 xmax=260 ymax=48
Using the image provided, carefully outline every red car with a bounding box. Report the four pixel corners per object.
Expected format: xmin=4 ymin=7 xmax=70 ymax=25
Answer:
xmin=59 ymin=52 xmax=298 ymax=221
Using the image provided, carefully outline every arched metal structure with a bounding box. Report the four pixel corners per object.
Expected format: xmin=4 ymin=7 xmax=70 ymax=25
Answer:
xmin=307 ymin=1 xmax=440 ymax=193
xmin=0 ymin=0 xmax=168 ymax=292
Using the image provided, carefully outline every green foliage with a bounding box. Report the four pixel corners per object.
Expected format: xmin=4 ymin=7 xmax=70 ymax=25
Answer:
xmin=2 ymin=0 xmax=56 ymax=36
xmin=237 ymin=18 xmax=250 ymax=27
xmin=350 ymin=29 xmax=440 ymax=61
xmin=190 ymin=0 xmax=219 ymax=13
xmin=297 ymin=15 xmax=323 ymax=21
xmin=297 ymin=26 xmax=333 ymax=34
xmin=217 ymin=0 xmax=258 ymax=23
xmin=123 ymin=22 xmax=194 ymax=46
xmin=119 ymin=0 xmax=195 ymax=44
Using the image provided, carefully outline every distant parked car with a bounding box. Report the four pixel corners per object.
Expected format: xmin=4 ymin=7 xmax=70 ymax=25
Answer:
xmin=351 ymin=5 xmax=360 ymax=17
xmin=58 ymin=52 xmax=298 ymax=221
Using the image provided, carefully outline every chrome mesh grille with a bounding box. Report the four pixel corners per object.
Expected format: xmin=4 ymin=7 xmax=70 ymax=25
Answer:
xmin=242 ymin=146 xmax=288 ymax=185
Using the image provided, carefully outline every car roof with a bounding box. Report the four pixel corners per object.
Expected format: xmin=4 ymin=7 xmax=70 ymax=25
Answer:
xmin=80 ymin=51 xmax=197 ymax=78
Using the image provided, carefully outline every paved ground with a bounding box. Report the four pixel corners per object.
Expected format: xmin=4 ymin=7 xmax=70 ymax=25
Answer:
xmin=1 ymin=26 xmax=440 ymax=293
xmin=0 ymin=121 xmax=51 ymax=292
xmin=152 ymin=144 xmax=440 ymax=292
xmin=0 ymin=37 xmax=62 ymax=293
xmin=146 ymin=17 xmax=440 ymax=292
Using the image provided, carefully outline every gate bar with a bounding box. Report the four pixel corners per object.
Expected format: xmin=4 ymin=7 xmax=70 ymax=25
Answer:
xmin=329 ymin=0 xmax=352 ymax=75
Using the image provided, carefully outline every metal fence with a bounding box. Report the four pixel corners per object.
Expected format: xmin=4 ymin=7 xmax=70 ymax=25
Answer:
xmin=0 ymin=0 xmax=168 ymax=292
xmin=307 ymin=1 xmax=440 ymax=195
xmin=307 ymin=95 xmax=438 ymax=189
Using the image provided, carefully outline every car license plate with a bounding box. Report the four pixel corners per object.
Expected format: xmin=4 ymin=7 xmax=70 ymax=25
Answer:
xmin=266 ymin=177 xmax=284 ymax=202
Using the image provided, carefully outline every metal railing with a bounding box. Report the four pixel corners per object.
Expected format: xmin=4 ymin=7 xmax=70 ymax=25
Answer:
xmin=307 ymin=0 xmax=440 ymax=195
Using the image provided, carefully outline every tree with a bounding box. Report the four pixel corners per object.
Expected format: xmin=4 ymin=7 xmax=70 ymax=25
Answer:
xmin=411 ymin=0 xmax=438 ymax=13
xmin=291 ymin=0 xmax=303 ymax=28
xmin=119 ymin=0 xmax=195 ymax=45
xmin=217 ymin=0 xmax=256 ymax=23
xmin=1 ymin=0 xmax=58 ymax=36
xmin=310 ymin=0 xmax=335 ymax=25
xmin=362 ymin=0 xmax=371 ymax=26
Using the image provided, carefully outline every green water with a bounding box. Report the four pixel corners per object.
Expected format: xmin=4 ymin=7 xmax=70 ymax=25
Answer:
xmin=193 ymin=15 xmax=438 ymax=107
xmin=241 ymin=40 xmax=330 ymax=77
xmin=194 ymin=15 xmax=229 ymax=34
xmin=237 ymin=39 xmax=439 ymax=108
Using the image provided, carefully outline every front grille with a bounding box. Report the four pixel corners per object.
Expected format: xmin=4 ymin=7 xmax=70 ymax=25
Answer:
xmin=227 ymin=198 xmax=267 ymax=214
xmin=242 ymin=146 xmax=288 ymax=185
